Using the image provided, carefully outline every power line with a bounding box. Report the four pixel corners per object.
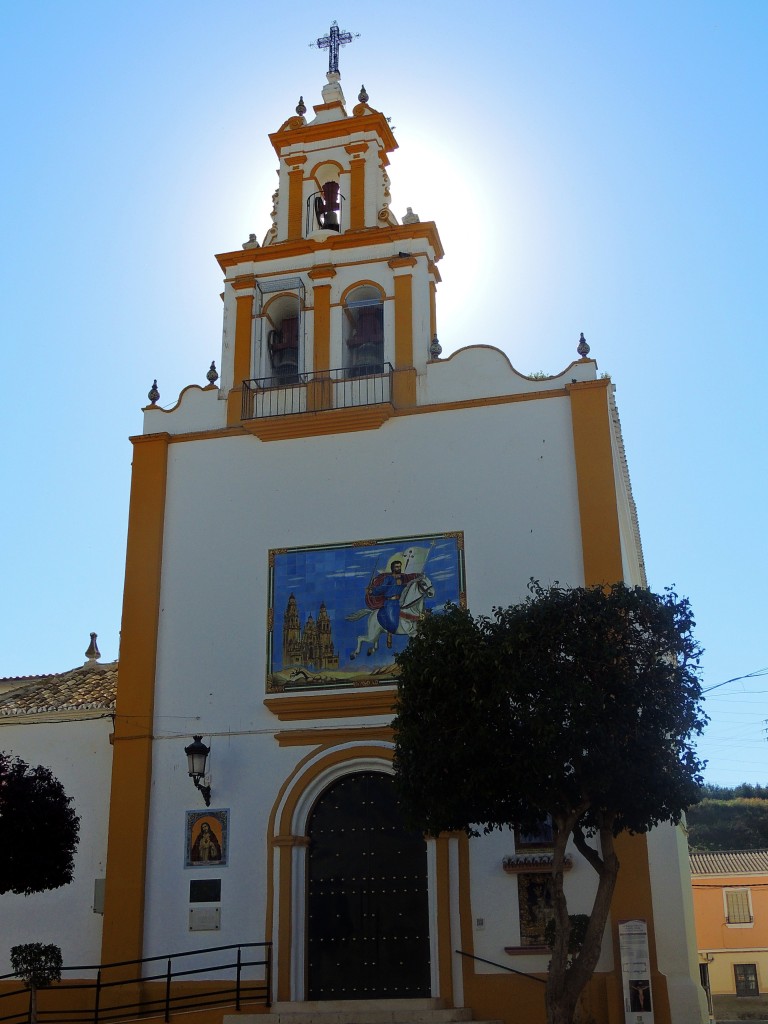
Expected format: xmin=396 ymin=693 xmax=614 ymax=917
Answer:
xmin=702 ymin=667 xmax=768 ymax=694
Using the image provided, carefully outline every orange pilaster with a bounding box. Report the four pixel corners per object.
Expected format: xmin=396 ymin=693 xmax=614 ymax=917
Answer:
xmin=568 ymin=378 xmax=669 ymax=1024
xmin=288 ymin=168 xmax=304 ymax=239
xmin=349 ymin=157 xmax=365 ymax=230
xmin=310 ymin=280 xmax=332 ymax=372
xmin=101 ymin=432 xmax=168 ymax=968
xmin=227 ymin=289 xmax=254 ymax=425
xmin=390 ymin=260 xmax=415 ymax=369
xmin=568 ymin=379 xmax=623 ymax=587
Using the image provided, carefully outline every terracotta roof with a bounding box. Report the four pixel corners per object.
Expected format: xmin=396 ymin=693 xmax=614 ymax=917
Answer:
xmin=689 ymin=849 xmax=768 ymax=876
xmin=0 ymin=662 xmax=117 ymax=718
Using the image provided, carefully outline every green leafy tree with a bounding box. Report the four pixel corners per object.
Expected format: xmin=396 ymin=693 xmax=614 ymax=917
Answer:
xmin=10 ymin=943 xmax=63 ymax=1024
xmin=0 ymin=753 xmax=80 ymax=895
xmin=393 ymin=582 xmax=706 ymax=1024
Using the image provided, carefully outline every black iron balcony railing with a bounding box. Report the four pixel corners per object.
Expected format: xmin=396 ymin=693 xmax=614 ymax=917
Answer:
xmin=242 ymin=363 xmax=394 ymax=420
xmin=0 ymin=941 xmax=271 ymax=1024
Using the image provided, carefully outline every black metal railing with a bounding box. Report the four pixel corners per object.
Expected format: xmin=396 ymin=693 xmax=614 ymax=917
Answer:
xmin=455 ymin=949 xmax=547 ymax=985
xmin=242 ymin=363 xmax=394 ymax=420
xmin=0 ymin=942 xmax=271 ymax=1024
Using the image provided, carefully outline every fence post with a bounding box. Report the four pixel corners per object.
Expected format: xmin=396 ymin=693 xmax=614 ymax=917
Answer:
xmin=164 ymin=959 xmax=172 ymax=1024
xmin=93 ymin=969 xmax=102 ymax=1024
xmin=236 ymin=948 xmax=242 ymax=1012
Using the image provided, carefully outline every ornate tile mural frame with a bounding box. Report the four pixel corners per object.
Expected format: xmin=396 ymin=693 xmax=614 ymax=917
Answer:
xmin=267 ymin=532 xmax=465 ymax=692
xmin=185 ymin=809 xmax=229 ymax=868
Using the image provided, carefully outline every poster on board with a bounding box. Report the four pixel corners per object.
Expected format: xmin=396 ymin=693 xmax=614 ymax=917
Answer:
xmin=618 ymin=919 xmax=654 ymax=1024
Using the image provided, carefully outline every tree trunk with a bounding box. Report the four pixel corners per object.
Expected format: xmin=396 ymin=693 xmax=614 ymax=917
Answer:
xmin=545 ymin=816 xmax=620 ymax=1024
xmin=29 ymin=984 xmax=37 ymax=1024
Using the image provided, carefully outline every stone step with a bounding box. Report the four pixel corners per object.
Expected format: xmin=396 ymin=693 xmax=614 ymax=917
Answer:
xmin=226 ymin=1002 xmax=492 ymax=1024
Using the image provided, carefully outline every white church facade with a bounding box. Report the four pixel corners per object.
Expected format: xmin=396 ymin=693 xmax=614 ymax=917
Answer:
xmin=2 ymin=46 xmax=706 ymax=1024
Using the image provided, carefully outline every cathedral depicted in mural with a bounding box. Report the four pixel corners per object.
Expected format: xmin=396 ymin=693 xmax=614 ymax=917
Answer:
xmin=282 ymin=595 xmax=340 ymax=672
xmin=267 ymin=533 xmax=465 ymax=692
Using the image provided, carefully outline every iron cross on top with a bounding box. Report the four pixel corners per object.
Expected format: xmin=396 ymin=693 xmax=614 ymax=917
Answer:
xmin=312 ymin=20 xmax=359 ymax=74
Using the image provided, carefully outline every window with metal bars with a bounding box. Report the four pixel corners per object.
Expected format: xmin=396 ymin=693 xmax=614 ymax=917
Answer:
xmin=725 ymin=888 xmax=753 ymax=925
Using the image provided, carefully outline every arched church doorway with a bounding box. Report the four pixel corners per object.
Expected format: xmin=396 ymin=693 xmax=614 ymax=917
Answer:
xmin=306 ymin=770 xmax=430 ymax=1000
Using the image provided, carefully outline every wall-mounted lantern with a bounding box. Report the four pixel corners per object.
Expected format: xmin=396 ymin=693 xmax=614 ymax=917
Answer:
xmin=184 ymin=735 xmax=211 ymax=806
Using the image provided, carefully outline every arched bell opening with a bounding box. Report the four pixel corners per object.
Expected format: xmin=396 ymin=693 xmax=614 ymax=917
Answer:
xmin=307 ymin=162 xmax=345 ymax=235
xmin=263 ymin=294 xmax=301 ymax=384
xmin=343 ymin=284 xmax=385 ymax=378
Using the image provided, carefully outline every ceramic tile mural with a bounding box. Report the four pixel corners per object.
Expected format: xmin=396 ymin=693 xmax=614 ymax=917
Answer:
xmin=267 ymin=532 xmax=465 ymax=691
xmin=185 ymin=809 xmax=229 ymax=868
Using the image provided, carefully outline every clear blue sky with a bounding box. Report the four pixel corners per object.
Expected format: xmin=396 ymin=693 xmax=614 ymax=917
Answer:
xmin=1 ymin=2 xmax=766 ymax=786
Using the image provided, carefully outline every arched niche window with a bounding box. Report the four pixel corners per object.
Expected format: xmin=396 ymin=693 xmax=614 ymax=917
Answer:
xmin=307 ymin=162 xmax=344 ymax=235
xmin=263 ymin=294 xmax=301 ymax=384
xmin=343 ymin=285 xmax=385 ymax=378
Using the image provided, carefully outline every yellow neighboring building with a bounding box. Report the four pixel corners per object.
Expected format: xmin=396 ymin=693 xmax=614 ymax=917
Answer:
xmin=690 ymin=849 xmax=768 ymax=1000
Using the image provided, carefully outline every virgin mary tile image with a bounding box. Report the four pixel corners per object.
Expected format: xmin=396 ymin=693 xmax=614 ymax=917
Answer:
xmin=267 ymin=532 xmax=465 ymax=692
xmin=185 ymin=810 xmax=228 ymax=867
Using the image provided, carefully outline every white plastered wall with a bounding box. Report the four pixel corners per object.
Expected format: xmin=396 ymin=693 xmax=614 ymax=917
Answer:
xmin=0 ymin=716 xmax=113 ymax=974
xmin=647 ymin=824 xmax=710 ymax=1021
xmin=141 ymin=392 xmax=586 ymax=962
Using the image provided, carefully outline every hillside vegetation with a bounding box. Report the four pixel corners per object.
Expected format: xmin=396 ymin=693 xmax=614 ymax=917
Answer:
xmin=687 ymin=784 xmax=768 ymax=851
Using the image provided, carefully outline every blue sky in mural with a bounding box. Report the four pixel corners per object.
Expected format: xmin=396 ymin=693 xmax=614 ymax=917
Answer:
xmin=1 ymin=2 xmax=766 ymax=784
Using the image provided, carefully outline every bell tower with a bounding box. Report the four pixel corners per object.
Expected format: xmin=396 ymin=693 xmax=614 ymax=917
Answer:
xmin=214 ymin=34 xmax=443 ymax=433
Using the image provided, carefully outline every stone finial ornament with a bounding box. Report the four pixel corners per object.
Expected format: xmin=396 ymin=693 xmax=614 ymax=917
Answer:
xmin=242 ymin=233 xmax=260 ymax=249
xmin=148 ymin=380 xmax=160 ymax=405
xmin=402 ymin=206 xmax=420 ymax=224
xmin=430 ymin=335 xmax=443 ymax=360
xmin=358 ymin=84 xmax=369 ymax=103
xmin=577 ymin=332 xmax=590 ymax=358
xmin=296 ymin=96 xmax=306 ymax=116
xmin=85 ymin=632 xmax=101 ymax=662
xmin=207 ymin=361 xmax=219 ymax=385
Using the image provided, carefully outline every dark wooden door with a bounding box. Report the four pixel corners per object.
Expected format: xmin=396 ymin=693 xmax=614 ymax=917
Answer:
xmin=306 ymin=771 xmax=430 ymax=999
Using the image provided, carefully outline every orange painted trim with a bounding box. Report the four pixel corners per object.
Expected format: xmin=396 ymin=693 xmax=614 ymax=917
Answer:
xmin=287 ymin=168 xmax=304 ymax=240
xmin=232 ymin=274 xmax=256 ymax=290
xmin=568 ymin=380 xmax=671 ymax=1023
xmin=226 ymin=295 xmax=254 ymax=427
xmin=429 ymin=281 xmax=437 ymax=339
xmin=266 ymin=743 xmax=396 ymax=1000
xmin=233 ymin=294 xmax=254 ymax=387
xmin=215 ymin=221 xmax=444 ymax=269
xmin=308 ymin=158 xmax=344 ymax=179
xmin=345 ymin=142 xmax=368 ymax=155
xmin=610 ymin=833 xmax=670 ymax=1024
xmin=243 ymin=403 xmax=394 ymax=441
xmin=264 ymin=688 xmax=397 ymax=721
xmin=275 ymin=725 xmax=394 ymax=747
xmin=349 ymin=158 xmax=365 ymax=230
xmin=101 ymin=432 xmax=169 ymax=968
xmin=311 ymin=101 xmax=345 ymax=114
xmin=339 ymin=279 xmax=386 ymax=305
xmin=393 ymin=273 xmax=414 ymax=369
xmin=567 ymin=379 xmax=623 ymax=586
xmin=141 ymin=384 xmax=573 ymax=448
xmin=284 ymin=155 xmax=308 ymax=169
xmin=392 ymin=366 xmax=417 ymax=408
xmin=307 ymin=265 xmax=337 ymax=280
xmin=269 ymin=110 xmax=397 ymax=156
xmin=389 ymin=255 xmax=417 ymax=269
xmin=312 ymin=283 xmax=331 ymax=371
